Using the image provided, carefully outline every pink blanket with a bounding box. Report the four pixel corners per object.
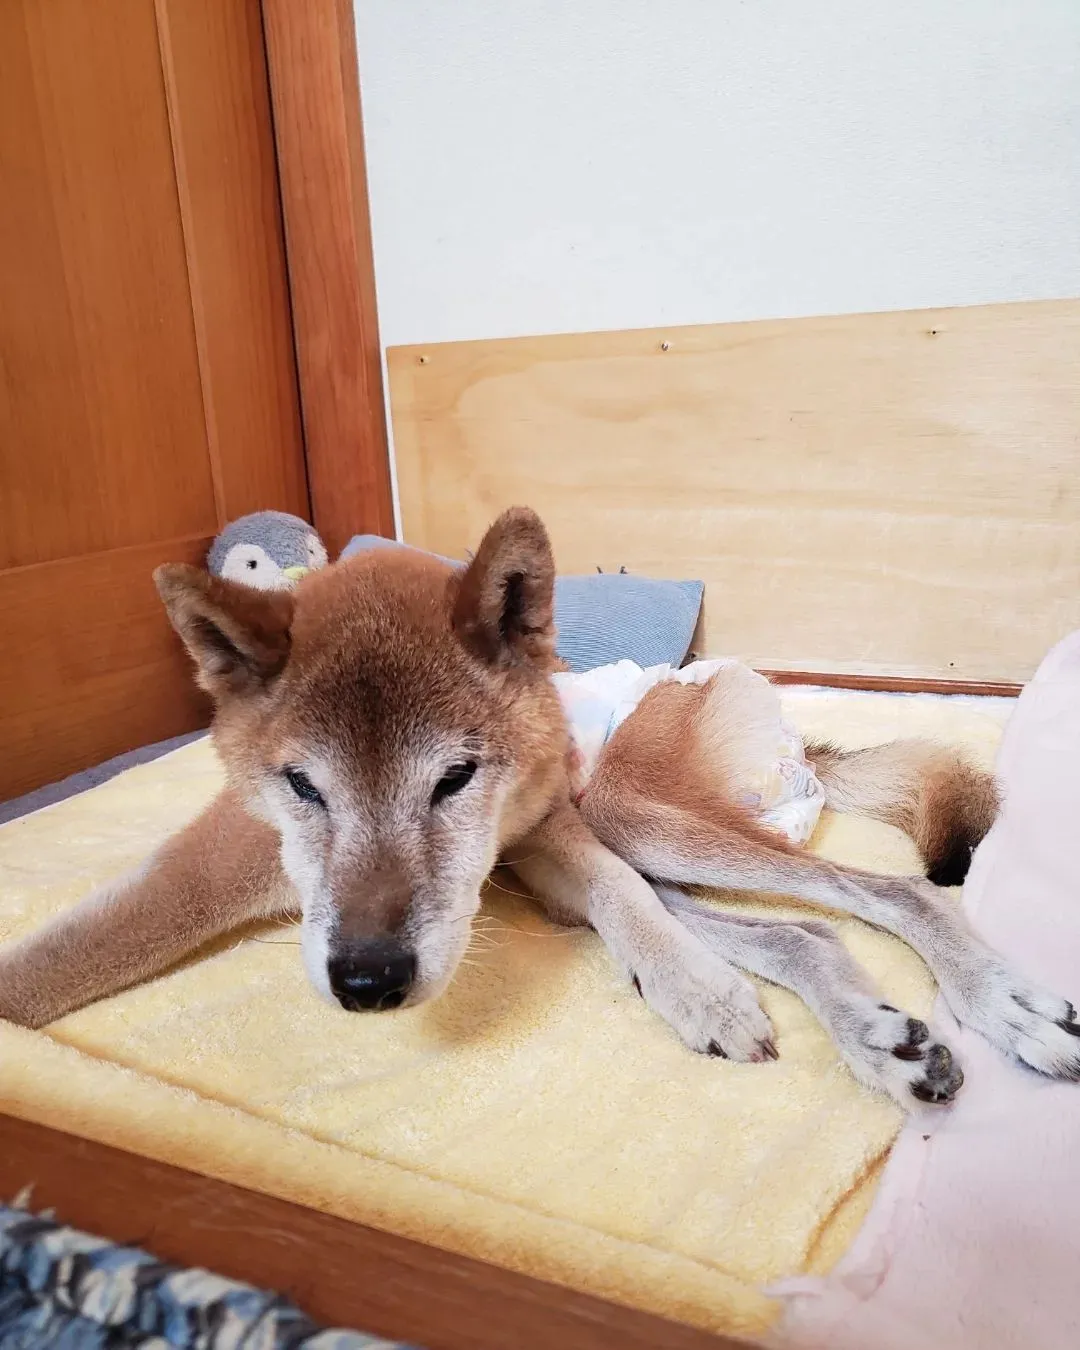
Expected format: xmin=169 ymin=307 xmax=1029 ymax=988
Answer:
xmin=774 ymin=631 xmax=1080 ymax=1350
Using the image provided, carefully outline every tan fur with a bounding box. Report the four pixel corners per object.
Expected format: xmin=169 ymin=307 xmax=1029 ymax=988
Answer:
xmin=1 ymin=507 xmax=1076 ymax=1106
xmin=0 ymin=789 xmax=285 ymax=1029
xmin=804 ymin=739 xmax=1000 ymax=884
xmin=579 ymin=677 xmax=806 ymax=860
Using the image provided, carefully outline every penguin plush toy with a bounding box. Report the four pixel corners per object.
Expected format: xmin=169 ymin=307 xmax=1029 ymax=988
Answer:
xmin=205 ymin=513 xmax=706 ymax=675
xmin=207 ymin=511 xmax=329 ymax=591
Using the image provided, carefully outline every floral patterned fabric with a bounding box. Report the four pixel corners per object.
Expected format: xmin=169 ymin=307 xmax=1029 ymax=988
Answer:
xmin=0 ymin=1206 xmax=415 ymax=1349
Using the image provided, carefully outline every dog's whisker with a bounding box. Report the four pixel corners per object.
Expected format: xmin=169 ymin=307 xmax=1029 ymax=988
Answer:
xmin=501 ymin=927 xmax=574 ymax=940
xmin=466 ymin=931 xmax=507 ymax=949
xmin=482 ymin=877 xmax=534 ymax=901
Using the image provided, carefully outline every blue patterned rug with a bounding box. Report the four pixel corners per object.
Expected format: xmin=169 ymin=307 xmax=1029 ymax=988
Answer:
xmin=0 ymin=1205 xmax=416 ymax=1348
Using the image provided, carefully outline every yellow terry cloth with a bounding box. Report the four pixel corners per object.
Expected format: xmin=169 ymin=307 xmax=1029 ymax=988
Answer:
xmin=0 ymin=691 xmax=1011 ymax=1340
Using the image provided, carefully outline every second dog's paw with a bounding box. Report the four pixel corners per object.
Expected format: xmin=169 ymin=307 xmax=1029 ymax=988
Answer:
xmin=832 ymin=997 xmax=965 ymax=1109
xmin=635 ymin=948 xmax=777 ymax=1063
xmin=952 ymin=961 xmax=1080 ymax=1081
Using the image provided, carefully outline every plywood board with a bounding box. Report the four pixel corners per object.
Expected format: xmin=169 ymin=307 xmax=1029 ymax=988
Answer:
xmin=388 ymin=300 xmax=1080 ymax=685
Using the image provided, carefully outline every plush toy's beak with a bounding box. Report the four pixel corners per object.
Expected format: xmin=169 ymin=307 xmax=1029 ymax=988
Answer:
xmin=283 ymin=566 xmax=310 ymax=583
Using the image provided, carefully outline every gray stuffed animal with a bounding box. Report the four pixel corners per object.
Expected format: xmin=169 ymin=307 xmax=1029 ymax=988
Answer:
xmin=206 ymin=516 xmax=705 ymax=676
xmin=207 ymin=511 xmax=329 ymax=591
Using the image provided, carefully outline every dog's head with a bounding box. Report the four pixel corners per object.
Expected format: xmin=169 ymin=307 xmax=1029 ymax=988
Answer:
xmin=154 ymin=508 xmax=566 ymax=1012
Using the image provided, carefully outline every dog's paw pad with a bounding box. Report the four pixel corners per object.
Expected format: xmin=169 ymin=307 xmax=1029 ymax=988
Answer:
xmin=891 ymin=1017 xmax=930 ymax=1061
xmin=639 ymin=947 xmax=775 ymax=1064
xmin=908 ymin=1043 xmax=964 ymax=1104
xmin=830 ymin=997 xmax=965 ymax=1110
xmin=1057 ymin=1007 xmax=1080 ymax=1038
xmin=956 ymin=965 xmax=1080 ymax=1082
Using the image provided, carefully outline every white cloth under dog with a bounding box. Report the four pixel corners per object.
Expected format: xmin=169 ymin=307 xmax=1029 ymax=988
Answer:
xmin=550 ymin=659 xmax=826 ymax=845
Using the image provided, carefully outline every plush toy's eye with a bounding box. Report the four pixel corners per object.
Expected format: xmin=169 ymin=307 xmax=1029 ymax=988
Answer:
xmin=431 ymin=761 xmax=478 ymax=806
xmin=283 ymin=767 xmax=325 ymax=807
xmin=246 ymin=558 xmax=258 ymax=570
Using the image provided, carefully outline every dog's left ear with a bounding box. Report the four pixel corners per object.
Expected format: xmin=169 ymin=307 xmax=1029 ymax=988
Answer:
xmin=452 ymin=507 xmax=557 ymax=669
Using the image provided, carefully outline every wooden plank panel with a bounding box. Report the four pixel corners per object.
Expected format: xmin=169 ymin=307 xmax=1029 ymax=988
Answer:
xmin=389 ymin=300 xmax=1080 ymax=685
xmin=262 ymin=0 xmax=394 ymax=555
xmin=0 ymin=539 xmax=211 ymax=801
xmin=0 ymin=0 xmax=216 ymax=569
xmin=154 ymin=0 xmax=309 ymax=523
xmin=0 ymin=1114 xmax=734 ymax=1350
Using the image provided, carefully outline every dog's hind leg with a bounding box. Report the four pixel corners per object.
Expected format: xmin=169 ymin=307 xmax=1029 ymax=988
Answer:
xmin=583 ymin=780 xmax=1080 ymax=1083
xmin=657 ymin=886 xmax=962 ymax=1107
xmin=0 ymin=789 xmax=292 ymax=1028
xmin=805 ymin=739 xmax=1000 ymax=886
xmin=512 ymin=801 xmax=777 ymax=1063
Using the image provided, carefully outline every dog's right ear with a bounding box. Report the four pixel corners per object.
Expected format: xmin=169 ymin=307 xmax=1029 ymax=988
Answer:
xmin=154 ymin=564 xmax=294 ymax=700
xmin=452 ymin=507 xmax=557 ymax=670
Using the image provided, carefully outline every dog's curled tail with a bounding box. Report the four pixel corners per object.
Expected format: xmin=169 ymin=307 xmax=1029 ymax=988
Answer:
xmin=804 ymin=738 xmax=999 ymax=886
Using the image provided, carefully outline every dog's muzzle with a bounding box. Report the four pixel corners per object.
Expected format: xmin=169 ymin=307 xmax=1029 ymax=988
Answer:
xmin=327 ymin=939 xmax=416 ymax=1011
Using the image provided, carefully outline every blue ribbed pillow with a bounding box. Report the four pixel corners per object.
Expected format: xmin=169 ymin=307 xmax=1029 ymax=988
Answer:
xmin=340 ymin=535 xmax=704 ymax=674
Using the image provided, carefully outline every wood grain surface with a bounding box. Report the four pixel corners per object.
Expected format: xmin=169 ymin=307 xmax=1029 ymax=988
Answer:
xmin=154 ymin=0 xmax=309 ymax=523
xmin=389 ymin=300 xmax=1080 ymax=686
xmin=0 ymin=1113 xmax=738 ymax=1350
xmin=0 ymin=0 xmax=309 ymax=799
xmin=262 ymin=0 xmax=394 ymax=554
xmin=1 ymin=0 xmax=215 ymax=571
xmin=0 ymin=537 xmax=212 ymax=799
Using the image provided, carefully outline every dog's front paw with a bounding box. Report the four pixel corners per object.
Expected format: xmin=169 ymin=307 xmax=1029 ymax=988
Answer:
xmin=829 ymin=995 xmax=964 ymax=1109
xmin=951 ymin=960 xmax=1080 ymax=1080
xmin=634 ymin=946 xmax=776 ymax=1063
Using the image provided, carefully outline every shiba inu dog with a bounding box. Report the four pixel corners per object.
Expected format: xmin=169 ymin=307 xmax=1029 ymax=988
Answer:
xmin=1 ymin=508 xmax=1076 ymax=1108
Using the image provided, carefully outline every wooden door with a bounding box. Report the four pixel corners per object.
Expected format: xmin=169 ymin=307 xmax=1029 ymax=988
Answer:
xmin=0 ymin=0 xmax=309 ymax=800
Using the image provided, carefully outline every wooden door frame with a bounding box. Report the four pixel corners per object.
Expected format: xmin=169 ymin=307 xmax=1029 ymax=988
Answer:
xmin=260 ymin=0 xmax=395 ymax=557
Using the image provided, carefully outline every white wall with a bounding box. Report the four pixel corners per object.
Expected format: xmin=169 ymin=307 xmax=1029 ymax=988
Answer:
xmin=354 ymin=0 xmax=1080 ymax=349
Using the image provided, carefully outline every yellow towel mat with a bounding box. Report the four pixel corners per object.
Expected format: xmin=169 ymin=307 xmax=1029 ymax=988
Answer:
xmin=0 ymin=690 xmax=1010 ymax=1338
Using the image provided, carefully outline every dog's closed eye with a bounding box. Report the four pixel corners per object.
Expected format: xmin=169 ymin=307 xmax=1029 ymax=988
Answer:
xmin=283 ymin=766 xmax=326 ymax=808
xmin=432 ymin=760 xmax=478 ymax=806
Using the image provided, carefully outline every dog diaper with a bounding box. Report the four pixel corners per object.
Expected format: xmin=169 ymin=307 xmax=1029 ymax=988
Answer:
xmin=551 ymin=659 xmax=826 ymax=845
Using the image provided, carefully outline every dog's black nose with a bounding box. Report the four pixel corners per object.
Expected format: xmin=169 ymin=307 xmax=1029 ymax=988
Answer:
xmin=328 ymin=941 xmax=416 ymax=1011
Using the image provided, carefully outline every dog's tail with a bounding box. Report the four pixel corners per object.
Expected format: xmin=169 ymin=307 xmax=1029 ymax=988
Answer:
xmin=804 ymin=739 xmax=999 ymax=886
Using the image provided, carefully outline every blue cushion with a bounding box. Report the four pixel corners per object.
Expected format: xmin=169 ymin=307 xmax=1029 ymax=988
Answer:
xmin=340 ymin=535 xmax=703 ymax=674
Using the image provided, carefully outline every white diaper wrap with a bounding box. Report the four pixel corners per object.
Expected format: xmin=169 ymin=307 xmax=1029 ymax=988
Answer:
xmin=551 ymin=658 xmax=826 ymax=846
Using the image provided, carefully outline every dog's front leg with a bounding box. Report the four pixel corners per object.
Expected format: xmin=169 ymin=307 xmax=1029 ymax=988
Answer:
xmin=0 ymin=789 xmax=293 ymax=1028
xmin=656 ymin=886 xmax=964 ymax=1108
xmin=613 ymin=811 xmax=1080 ymax=1082
xmin=511 ymin=803 xmax=776 ymax=1061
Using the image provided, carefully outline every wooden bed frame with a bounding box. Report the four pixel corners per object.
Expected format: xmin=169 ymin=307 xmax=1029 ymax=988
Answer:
xmin=3 ymin=3 xmax=1078 ymax=1346
xmin=0 ymin=1115 xmax=732 ymax=1350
